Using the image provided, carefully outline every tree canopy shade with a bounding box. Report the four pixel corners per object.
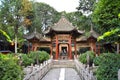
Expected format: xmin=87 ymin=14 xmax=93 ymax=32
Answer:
xmin=26 ymin=2 xmax=60 ymax=33
xmin=65 ymin=11 xmax=91 ymax=31
xmin=77 ymin=0 xmax=97 ymax=14
xmin=92 ymin=0 xmax=120 ymax=34
xmin=0 ymin=29 xmax=12 ymax=43
xmin=98 ymin=28 xmax=120 ymax=43
xmin=92 ymin=0 xmax=120 ymax=43
xmin=0 ymin=0 xmax=33 ymax=53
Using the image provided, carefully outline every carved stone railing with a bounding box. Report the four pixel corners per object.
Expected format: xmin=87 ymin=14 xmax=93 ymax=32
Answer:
xmin=23 ymin=59 xmax=52 ymax=80
xmin=74 ymin=56 xmax=97 ymax=80
xmin=118 ymin=69 xmax=120 ymax=80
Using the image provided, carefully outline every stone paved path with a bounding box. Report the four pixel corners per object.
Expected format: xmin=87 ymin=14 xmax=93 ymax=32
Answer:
xmin=42 ymin=68 xmax=81 ymax=80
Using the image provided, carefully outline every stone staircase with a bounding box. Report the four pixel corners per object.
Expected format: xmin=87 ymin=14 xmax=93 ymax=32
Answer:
xmin=52 ymin=60 xmax=75 ymax=68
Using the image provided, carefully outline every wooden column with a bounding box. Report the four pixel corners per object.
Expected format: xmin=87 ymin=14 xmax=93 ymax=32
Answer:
xmin=50 ymin=38 xmax=53 ymax=57
xmin=74 ymin=39 xmax=77 ymax=57
xmin=32 ymin=43 xmax=35 ymax=51
xmin=28 ymin=42 xmax=30 ymax=53
xmin=69 ymin=36 xmax=72 ymax=59
xmin=98 ymin=45 xmax=100 ymax=55
xmin=55 ymin=35 xmax=59 ymax=59
xmin=50 ymin=44 xmax=53 ymax=57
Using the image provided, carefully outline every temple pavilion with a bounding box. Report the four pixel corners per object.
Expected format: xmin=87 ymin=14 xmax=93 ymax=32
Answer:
xmin=24 ymin=16 xmax=99 ymax=59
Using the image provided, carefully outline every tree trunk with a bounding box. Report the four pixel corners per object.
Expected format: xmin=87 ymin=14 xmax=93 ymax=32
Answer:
xmin=117 ymin=44 xmax=119 ymax=54
xmin=15 ymin=34 xmax=17 ymax=54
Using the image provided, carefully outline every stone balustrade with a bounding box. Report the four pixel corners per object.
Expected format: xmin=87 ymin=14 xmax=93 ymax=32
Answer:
xmin=118 ymin=69 xmax=120 ymax=80
xmin=74 ymin=56 xmax=97 ymax=80
xmin=23 ymin=56 xmax=120 ymax=80
xmin=23 ymin=59 xmax=52 ymax=80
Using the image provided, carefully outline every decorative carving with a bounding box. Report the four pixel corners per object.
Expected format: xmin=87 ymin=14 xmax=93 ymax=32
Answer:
xmin=57 ymin=34 xmax=70 ymax=40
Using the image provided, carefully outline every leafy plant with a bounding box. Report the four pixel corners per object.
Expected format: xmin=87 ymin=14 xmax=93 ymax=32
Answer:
xmin=21 ymin=54 xmax=34 ymax=67
xmin=38 ymin=51 xmax=50 ymax=63
xmin=95 ymin=53 xmax=120 ymax=80
xmin=0 ymin=54 xmax=23 ymax=80
xmin=93 ymin=53 xmax=108 ymax=66
xmin=79 ymin=51 xmax=95 ymax=66
xmin=29 ymin=51 xmax=50 ymax=64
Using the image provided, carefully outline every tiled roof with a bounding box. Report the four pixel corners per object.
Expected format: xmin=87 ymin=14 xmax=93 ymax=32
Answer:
xmin=24 ymin=29 xmax=50 ymax=42
xmin=44 ymin=16 xmax=84 ymax=35
xmin=89 ymin=26 xmax=99 ymax=39
xmin=24 ymin=29 xmax=42 ymax=40
xmin=76 ymin=36 xmax=87 ymax=42
xmin=51 ymin=16 xmax=75 ymax=31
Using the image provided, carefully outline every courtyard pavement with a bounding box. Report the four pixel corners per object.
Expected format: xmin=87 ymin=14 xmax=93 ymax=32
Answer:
xmin=42 ymin=68 xmax=81 ymax=80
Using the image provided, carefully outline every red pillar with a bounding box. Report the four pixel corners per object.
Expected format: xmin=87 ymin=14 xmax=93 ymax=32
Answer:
xmin=50 ymin=44 xmax=52 ymax=57
xmin=98 ymin=45 xmax=100 ymax=56
xmin=50 ymin=38 xmax=53 ymax=57
xmin=55 ymin=35 xmax=59 ymax=59
xmin=69 ymin=36 xmax=72 ymax=59
xmin=28 ymin=42 xmax=30 ymax=53
xmin=74 ymin=39 xmax=77 ymax=57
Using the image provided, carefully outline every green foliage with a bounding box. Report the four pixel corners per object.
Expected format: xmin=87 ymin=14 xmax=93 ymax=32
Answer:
xmin=38 ymin=51 xmax=50 ymax=63
xmin=95 ymin=53 xmax=120 ymax=80
xmin=28 ymin=2 xmax=59 ymax=33
xmin=65 ymin=11 xmax=91 ymax=31
xmin=0 ymin=54 xmax=23 ymax=80
xmin=0 ymin=0 xmax=32 ymax=49
xmin=98 ymin=28 xmax=120 ymax=43
xmin=21 ymin=54 xmax=34 ymax=67
xmin=118 ymin=13 xmax=120 ymax=18
xmin=93 ymin=0 xmax=120 ymax=34
xmin=77 ymin=0 xmax=97 ymax=13
xmin=0 ymin=29 xmax=12 ymax=42
xmin=79 ymin=51 xmax=95 ymax=65
xmin=93 ymin=54 xmax=105 ymax=66
xmin=93 ymin=56 xmax=100 ymax=66
xmin=29 ymin=51 xmax=50 ymax=63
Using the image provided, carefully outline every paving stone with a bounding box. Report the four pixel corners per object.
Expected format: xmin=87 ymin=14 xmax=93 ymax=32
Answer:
xmin=41 ymin=68 xmax=81 ymax=80
xmin=65 ymin=68 xmax=81 ymax=80
xmin=42 ymin=68 xmax=60 ymax=80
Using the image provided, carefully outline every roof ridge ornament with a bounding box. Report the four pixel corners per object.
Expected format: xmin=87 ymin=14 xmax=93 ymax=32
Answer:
xmin=90 ymin=24 xmax=94 ymax=33
xmin=61 ymin=12 xmax=65 ymax=18
xmin=34 ymin=28 xmax=37 ymax=33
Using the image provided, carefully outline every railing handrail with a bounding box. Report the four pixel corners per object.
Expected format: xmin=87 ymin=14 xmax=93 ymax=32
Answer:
xmin=23 ymin=58 xmax=52 ymax=80
xmin=74 ymin=56 xmax=97 ymax=80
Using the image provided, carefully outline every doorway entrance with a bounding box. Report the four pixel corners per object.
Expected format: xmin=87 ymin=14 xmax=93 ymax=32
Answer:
xmin=59 ymin=44 xmax=68 ymax=59
xmin=61 ymin=47 xmax=67 ymax=55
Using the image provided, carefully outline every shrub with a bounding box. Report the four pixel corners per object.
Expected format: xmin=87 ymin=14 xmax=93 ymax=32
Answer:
xmin=96 ymin=53 xmax=120 ymax=80
xmin=29 ymin=51 xmax=50 ymax=64
xmin=39 ymin=51 xmax=50 ymax=63
xmin=21 ymin=54 xmax=34 ymax=67
xmin=0 ymin=54 xmax=23 ymax=80
xmin=79 ymin=51 xmax=95 ymax=66
xmin=93 ymin=55 xmax=103 ymax=66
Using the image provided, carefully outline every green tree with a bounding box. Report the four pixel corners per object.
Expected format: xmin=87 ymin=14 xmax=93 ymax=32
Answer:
xmin=77 ymin=0 xmax=98 ymax=32
xmin=0 ymin=0 xmax=32 ymax=53
xmin=27 ymin=2 xmax=60 ymax=33
xmin=65 ymin=11 xmax=91 ymax=31
xmin=77 ymin=0 xmax=97 ymax=14
xmin=93 ymin=0 xmax=120 ymax=34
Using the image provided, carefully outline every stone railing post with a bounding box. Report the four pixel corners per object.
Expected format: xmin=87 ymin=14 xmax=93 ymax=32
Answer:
xmin=23 ymin=58 xmax=53 ymax=80
xmin=118 ymin=69 xmax=120 ymax=80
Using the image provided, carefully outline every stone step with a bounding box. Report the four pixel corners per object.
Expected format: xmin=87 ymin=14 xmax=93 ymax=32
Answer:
xmin=52 ymin=60 xmax=75 ymax=68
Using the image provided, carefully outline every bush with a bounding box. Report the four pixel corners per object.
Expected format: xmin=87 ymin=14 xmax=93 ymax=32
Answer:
xmin=29 ymin=51 xmax=50 ymax=64
xmin=96 ymin=53 xmax=120 ymax=80
xmin=21 ymin=54 xmax=34 ymax=67
xmin=93 ymin=55 xmax=103 ymax=66
xmin=0 ymin=54 xmax=23 ymax=80
xmin=79 ymin=51 xmax=95 ymax=66
xmin=39 ymin=51 xmax=50 ymax=63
